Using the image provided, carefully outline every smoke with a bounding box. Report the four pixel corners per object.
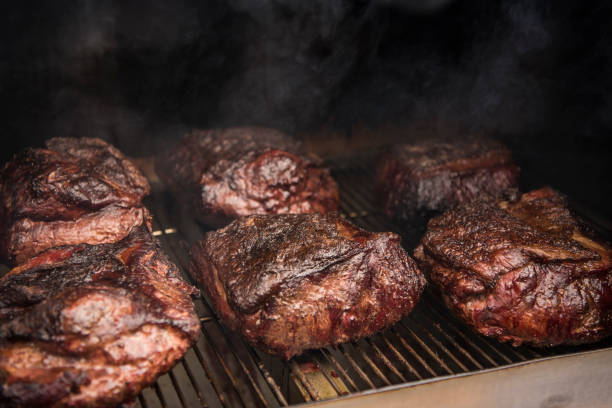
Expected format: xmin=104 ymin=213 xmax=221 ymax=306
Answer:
xmin=1 ymin=1 xmax=611 ymax=159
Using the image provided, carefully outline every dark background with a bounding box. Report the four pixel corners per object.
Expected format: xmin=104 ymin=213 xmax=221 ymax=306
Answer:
xmin=0 ymin=0 xmax=611 ymax=215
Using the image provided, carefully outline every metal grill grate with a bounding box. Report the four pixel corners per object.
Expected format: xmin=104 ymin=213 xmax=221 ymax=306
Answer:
xmin=133 ymin=159 xmax=612 ymax=408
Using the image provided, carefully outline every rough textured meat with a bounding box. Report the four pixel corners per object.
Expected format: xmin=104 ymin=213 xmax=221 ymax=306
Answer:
xmin=190 ymin=213 xmax=425 ymax=359
xmin=377 ymin=137 xmax=520 ymax=219
xmin=414 ymin=187 xmax=612 ymax=347
xmin=0 ymin=227 xmax=200 ymax=408
xmin=156 ymin=127 xmax=339 ymax=223
xmin=0 ymin=137 xmax=150 ymax=265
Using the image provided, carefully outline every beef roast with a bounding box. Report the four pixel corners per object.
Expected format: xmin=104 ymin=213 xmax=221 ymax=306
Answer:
xmin=156 ymin=127 xmax=339 ymax=223
xmin=0 ymin=137 xmax=150 ymax=265
xmin=0 ymin=227 xmax=200 ymax=408
xmin=190 ymin=213 xmax=425 ymax=359
xmin=414 ymin=187 xmax=612 ymax=347
xmin=377 ymin=137 xmax=519 ymax=219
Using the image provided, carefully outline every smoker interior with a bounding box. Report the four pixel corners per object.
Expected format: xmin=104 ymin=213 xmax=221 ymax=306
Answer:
xmin=117 ymin=158 xmax=611 ymax=408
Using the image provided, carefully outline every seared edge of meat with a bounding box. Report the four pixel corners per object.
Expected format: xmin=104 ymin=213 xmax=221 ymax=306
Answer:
xmin=190 ymin=213 xmax=425 ymax=359
xmin=156 ymin=127 xmax=339 ymax=220
xmin=0 ymin=227 xmax=200 ymax=407
xmin=414 ymin=187 xmax=612 ymax=346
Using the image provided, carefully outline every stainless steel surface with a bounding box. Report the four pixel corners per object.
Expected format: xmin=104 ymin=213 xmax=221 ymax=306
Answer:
xmin=133 ymin=159 xmax=612 ymax=407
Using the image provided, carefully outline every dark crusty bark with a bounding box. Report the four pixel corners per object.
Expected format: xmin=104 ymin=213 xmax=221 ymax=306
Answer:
xmin=0 ymin=137 xmax=151 ymax=265
xmin=156 ymin=127 xmax=339 ymax=223
xmin=0 ymin=227 xmax=200 ymax=408
xmin=190 ymin=213 xmax=425 ymax=359
xmin=414 ymin=187 xmax=612 ymax=347
xmin=377 ymin=137 xmax=520 ymax=219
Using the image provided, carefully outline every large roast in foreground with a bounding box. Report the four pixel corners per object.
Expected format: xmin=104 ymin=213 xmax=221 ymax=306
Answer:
xmin=0 ymin=227 xmax=200 ymax=408
xmin=190 ymin=212 xmax=425 ymax=359
xmin=415 ymin=187 xmax=612 ymax=347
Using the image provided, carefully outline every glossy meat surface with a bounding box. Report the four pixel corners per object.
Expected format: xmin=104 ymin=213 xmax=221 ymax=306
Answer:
xmin=377 ymin=137 xmax=519 ymax=219
xmin=156 ymin=127 xmax=338 ymax=222
xmin=190 ymin=213 xmax=425 ymax=359
xmin=0 ymin=227 xmax=200 ymax=407
xmin=415 ymin=187 xmax=612 ymax=346
xmin=0 ymin=138 xmax=150 ymax=265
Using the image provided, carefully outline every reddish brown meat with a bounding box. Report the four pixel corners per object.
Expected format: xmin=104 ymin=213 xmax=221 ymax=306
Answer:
xmin=377 ymin=137 xmax=519 ymax=219
xmin=156 ymin=127 xmax=339 ymax=224
xmin=190 ymin=213 xmax=425 ymax=359
xmin=0 ymin=227 xmax=200 ymax=408
xmin=414 ymin=187 xmax=612 ymax=347
xmin=0 ymin=138 xmax=151 ymax=265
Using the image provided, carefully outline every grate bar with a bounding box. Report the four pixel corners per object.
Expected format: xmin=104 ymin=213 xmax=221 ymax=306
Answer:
xmin=390 ymin=327 xmax=438 ymax=377
xmin=410 ymin=318 xmax=470 ymax=372
xmin=419 ymin=313 xmax=484 ymax=370
xmin=170 ymin=362 xmax=206 ymax=408
xmin=140 ymin=387 xmax=163 ymax=408
xmin=366 ymin=338 xmax=408 ymax=382
xmin=182 ymin=348 xmax=225 ymax=408
xmin=337 ymin=344 xmax=377 ymax=389
xmin=381 ymin=335 xmax=423 ymax=380
xmin=351 ymin=342 xmax=392 ymax=386
xmin=290 ymin=361 xmax=322 ymax=401
xmin=320 ymin=348 xmax=360 ymax=392
xmin=399 ymin=321 xmax=454 ymax=375
xmin=156 ymin=373 xmax=184 ymax=408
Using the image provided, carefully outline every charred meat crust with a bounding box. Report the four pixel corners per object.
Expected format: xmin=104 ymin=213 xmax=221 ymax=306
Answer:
xmin=190 ymin=213 xmax=425 ymax=359
xmin=0 ymin=227 xmax=200 ymax=408
xmin=377 ymin=137 xmax=520 ymax=219
xmin=155 ymin=127 xmax=339 ymax=221
xmin=414 ymin=187 xmax=612 ymax=347
xmin=0 ymin=137 xmax=151 ymax=265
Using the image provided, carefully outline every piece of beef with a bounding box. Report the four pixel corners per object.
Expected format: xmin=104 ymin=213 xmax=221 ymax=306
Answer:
xmin=190 ymin=212 xmax=425 ymax=359
xmin=0 ymin=137 xmax=151 ymax=265
xmin=377 ymin=137 xmax=520 ymax=219
xmin=414 ymin=187 xmax=612 ymax=347
xmin=0 ymin=227 xmax=200 ymax=408
xmin=156 ymin=127 xmax=339 ymax=224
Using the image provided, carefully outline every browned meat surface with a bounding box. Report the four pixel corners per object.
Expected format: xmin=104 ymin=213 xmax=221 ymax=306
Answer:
xmin=377 ymin=137 xmax=520 ymax=219
xmin=156 ymin=127 xmax=339 ymax=223
xmin=414 ymin=187 xmax=612 ymax=347
xmin=0 ymin=227 xmax=200 ymax=408
xmin=0 ymin=138 xmax=151 ymax=265
xmin=190 ymin=213 xmax=425 ymax=359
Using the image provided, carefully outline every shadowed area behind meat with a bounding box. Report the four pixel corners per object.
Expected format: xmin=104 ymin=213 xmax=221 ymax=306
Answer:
xmin=190 ymin=213 xmax=425 ymax=359
xmin=156 ymin=127 xmax=339 ymax=223
xmin=415 ymin=187 xmax=612 ymax=347
xmin=0 ymin=137 xmax=151 ymax=265
xmin=0 ymin=226 xmax=200 ymax=408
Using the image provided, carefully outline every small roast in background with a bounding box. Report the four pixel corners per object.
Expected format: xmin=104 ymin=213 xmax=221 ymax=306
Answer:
xmin=414 ymin=187 xmax=612 ymax=347
xmin=377 ymin=137 xmax=520 ymax=219
xmin=0 ymin=227 xmax=200 ymax=408
xmin=190 ymin=212 xmax=425 ymax=359
xmin=156 ymin=127 xmax=339 ymax=225
xmin=0 ymin=138 xmax=151 ymax=265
